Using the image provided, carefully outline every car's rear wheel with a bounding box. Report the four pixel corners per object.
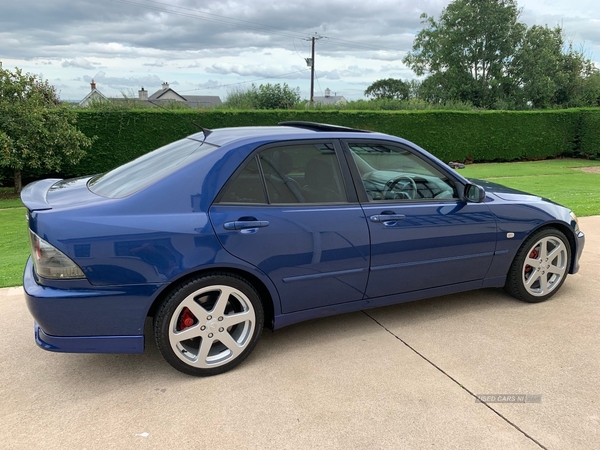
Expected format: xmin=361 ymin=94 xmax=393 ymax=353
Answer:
xmin=154 ymin=273 xmax=264 ymax=376
xmin=505 ymin=228 xmax=571 ymax=303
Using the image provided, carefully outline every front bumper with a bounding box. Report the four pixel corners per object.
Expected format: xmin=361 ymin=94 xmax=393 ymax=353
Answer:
xmin=571 ymin=231 xmax=585 ymax=274
xmin=24 ymin=258 xmax=163 ymax=354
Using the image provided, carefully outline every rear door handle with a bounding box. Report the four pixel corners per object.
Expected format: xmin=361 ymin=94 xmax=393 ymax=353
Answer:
xmin=223 ymin=220 xmax=270 ymax=230
xmin=369 ymin=214 xmax=406 ymax=223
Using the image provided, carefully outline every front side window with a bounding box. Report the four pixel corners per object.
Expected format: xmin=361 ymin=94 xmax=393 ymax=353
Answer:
xmin=219 ymin=143 xmax=348 ymax=204
xmin=347 ymin=142 xmax=458 ymax=201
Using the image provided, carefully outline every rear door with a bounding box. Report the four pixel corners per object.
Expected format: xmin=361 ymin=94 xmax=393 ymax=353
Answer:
xmin=209 ymin=140 xmax=370 ymax=313
xmin=343 ymin=140 xmax=497 ymax=298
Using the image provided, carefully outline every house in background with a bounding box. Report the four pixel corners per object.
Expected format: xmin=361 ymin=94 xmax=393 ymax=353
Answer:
xmin=147 ymin=82 xmax=221 ymax=108
xmin=78 ymin=80 xmax=109 ymax=107
xmin=313 ymin=88 xmax=347 ymax=106
xmin=79 ymin=81 xmax=221 ymax=108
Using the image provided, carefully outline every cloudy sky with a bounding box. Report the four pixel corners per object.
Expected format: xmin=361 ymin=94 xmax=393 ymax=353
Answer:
xmin=1 ymin=0 xmax=598 ymax=102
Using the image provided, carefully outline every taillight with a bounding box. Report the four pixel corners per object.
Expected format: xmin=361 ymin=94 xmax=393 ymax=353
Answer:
xmin=29 ymin=231 xmax=86 ymax=279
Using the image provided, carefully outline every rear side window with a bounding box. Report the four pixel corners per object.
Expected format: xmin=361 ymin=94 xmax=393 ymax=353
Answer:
xmin=89 ymin=138 xmax=217 ymax=198
xmin=219 ymin=157 xmax=267 ymax=204
xmin=218 ymin=143 xmax=348 ymax=204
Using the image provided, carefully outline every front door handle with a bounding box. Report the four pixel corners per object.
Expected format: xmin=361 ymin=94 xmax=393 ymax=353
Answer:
xmin=223 ymin=220 xmax=270 ymax=230
xmin=369 ymin=214 xmax=406 ymax=223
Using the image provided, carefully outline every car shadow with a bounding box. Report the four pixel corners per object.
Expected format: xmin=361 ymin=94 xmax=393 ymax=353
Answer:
xmin=46 ymin=285 xmax=570 ymax=385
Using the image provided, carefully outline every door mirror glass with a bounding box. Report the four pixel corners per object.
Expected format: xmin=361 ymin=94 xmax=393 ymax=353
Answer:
xmin=464 ymin=183 xmax=486 ymax=203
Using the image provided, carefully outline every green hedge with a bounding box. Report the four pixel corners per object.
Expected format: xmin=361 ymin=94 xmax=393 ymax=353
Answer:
xmin=59 ymin=110 xmax=198 ymax=176
xmin=577 ymin=109 xmax=600 ymax=159
xmin=10 ymin=108 xmax=600 ymax=183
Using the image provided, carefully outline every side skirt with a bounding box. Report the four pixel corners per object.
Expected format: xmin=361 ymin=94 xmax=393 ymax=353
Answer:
xmin=273 ymin=279 xmax=488 ymax=330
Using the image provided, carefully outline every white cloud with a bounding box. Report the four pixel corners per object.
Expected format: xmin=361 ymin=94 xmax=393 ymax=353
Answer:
xmin=62 ymin=58 xmax=96 ymax=70
xmin=0 ymin=0 xmax=597 ymax=101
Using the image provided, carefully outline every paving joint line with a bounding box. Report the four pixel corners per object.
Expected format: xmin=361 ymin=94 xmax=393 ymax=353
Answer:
xmin=362 ymin=310 xmax=548 ymax=450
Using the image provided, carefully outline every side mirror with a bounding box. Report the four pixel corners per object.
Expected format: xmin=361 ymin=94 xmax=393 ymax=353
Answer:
xmin=464 ymin=183 xmax=486 ymax=203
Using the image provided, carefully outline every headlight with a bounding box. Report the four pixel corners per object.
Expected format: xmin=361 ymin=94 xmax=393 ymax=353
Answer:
xmin=29 ymin=231 xmax=86 ymax=279
xmin=569 ymin=211 xmax=580 ymax=234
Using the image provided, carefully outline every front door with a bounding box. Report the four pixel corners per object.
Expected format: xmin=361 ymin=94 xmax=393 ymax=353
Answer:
xmin=344 ymin=140 xmax=497 ymax=298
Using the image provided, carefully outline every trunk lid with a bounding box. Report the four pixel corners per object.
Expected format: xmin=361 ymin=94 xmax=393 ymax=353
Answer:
xmin=21 ymin=177 xmax=108 ymax=212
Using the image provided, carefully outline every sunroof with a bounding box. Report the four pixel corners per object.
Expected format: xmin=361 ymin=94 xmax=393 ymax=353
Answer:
xmin=278 ymin=121 xmax=371 ymax=133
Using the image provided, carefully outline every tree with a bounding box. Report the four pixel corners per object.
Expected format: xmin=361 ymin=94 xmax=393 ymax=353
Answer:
xmin=364 ymin=78 xmax=411 ymax=100
xmin=0 ymin=67 xmax=94 ymax=192
xmin=404 ymin=0 xmax=526 ymax=107
xmin=512 ymin=25 xmax=565 ymax=108
xmin=223 ymin=83 xmax=301 ymax=110
xmin=554 ymin=44 xmax=597 ymax=107
xmin=578 ymin=70 xmax=600 ymax=107
xmin=253 ymin=83 xmax=301 ymax=109
xmin=404 ymin=0 xmax=598 ymax=109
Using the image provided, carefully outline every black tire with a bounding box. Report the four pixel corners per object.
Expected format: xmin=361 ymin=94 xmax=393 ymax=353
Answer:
xmin=154 ymin=273 xmax=264 ymax=376
xmin=504 ymin=228 xmax=571 ymax=303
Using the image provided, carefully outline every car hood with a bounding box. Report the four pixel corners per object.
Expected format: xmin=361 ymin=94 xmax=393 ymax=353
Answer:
xmin=469 ymin=178 xmax=543 ymax=202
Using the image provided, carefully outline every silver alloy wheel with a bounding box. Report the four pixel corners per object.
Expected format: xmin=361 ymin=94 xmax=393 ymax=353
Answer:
xmin=521 ymin=236 xmax=568 ymax=297
xmin=168 ymin=285 xmax=256 ymax=369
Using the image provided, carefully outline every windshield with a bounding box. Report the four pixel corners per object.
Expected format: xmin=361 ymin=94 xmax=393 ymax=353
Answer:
xmin=89 ymin=138 xmax=217 ymax=198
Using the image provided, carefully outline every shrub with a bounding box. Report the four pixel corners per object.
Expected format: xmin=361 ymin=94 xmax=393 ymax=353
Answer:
xmin=11 ymin=108 xmax=600 ymax=184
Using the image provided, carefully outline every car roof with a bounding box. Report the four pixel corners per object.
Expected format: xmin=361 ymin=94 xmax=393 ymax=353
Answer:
xmin=188 ymin=122 xmax=376 ymax=147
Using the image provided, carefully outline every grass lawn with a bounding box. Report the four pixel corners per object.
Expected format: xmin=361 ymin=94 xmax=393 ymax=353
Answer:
xmin=0 ymin=159 xmax=599 ymax=288
xmin=0 ymin=187 xmax=24 ymax=209
xmin=0 ymin=208 xmax=29 ymax=288
xmin=460 ymin=159 xmax=600 ymax=217
xmin=1 ymin=188 xmax=29 ymax=287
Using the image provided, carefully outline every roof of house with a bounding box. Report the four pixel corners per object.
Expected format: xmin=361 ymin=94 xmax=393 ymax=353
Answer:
xmin=313 ymin=87 xmax=346 ymax=105
xmin=78 ymin=88 xmax=108 ymax=106
xmin=313 ymin=95 xmax=346 ymax=105
xmin=148 ymin=87 xmax=187 ymax=102
xmin=79 ymin=81 xmax=221 ymax=108
xmin=181 ymin=95 xmax=222 ymax=107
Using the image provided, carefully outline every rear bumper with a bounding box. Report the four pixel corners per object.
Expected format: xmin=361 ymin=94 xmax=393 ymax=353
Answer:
xmin=34 ymin=322 xmax=144 ymax=353
xmin=24 ymin=257 xmax=162 ymax=354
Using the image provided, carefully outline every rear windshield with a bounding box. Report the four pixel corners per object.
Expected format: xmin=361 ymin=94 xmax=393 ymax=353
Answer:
xmin=88 ymin=138 xmax=217 ymax=198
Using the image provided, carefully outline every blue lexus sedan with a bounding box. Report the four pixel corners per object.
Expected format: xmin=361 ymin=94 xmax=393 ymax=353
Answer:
xmin=21 ymin=122 xmax=585 ymax=376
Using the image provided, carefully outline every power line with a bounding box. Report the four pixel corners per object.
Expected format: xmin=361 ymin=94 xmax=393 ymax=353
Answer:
xmin=141 ymin=0 xmax=308 ymax=39
xmin=321 ymin=36 xmax=401 ymax=54
xmin=178 ymin=69 xmax=310 ymax=93
xmin=314 ymin=70 xmax=323 ymax=97
xmin=107 ymin=0 xmax=402 ymax=54
xmin=109 ymin=0 xmax=307 ymax=41
xmin=105 ymin=0 xmax=404 ymax=99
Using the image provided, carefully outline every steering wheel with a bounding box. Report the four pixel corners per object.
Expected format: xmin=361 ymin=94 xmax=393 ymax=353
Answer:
xmin=382 ymin=176 xmax=418 ymax=200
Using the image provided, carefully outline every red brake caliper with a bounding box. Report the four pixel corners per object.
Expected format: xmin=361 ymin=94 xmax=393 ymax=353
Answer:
xmin=525 ymin=248 xmax=539 ymax=274
xmin=177 ymin=307 xmax=196 ymax=331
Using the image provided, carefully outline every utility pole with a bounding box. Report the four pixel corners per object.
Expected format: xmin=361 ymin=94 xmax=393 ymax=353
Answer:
xmin=305 ymin=33 xmax=322 ymax=105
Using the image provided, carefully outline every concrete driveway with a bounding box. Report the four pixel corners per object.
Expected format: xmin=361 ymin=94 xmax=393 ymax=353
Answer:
xmin=1 ymin=217 xmax=598 ymax=450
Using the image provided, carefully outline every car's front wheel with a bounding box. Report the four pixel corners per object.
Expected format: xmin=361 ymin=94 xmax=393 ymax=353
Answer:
xmin=505 ymin=228 xmax=571 ymax=303
xmin=154 ymin=273 xmax=264 ymax=376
